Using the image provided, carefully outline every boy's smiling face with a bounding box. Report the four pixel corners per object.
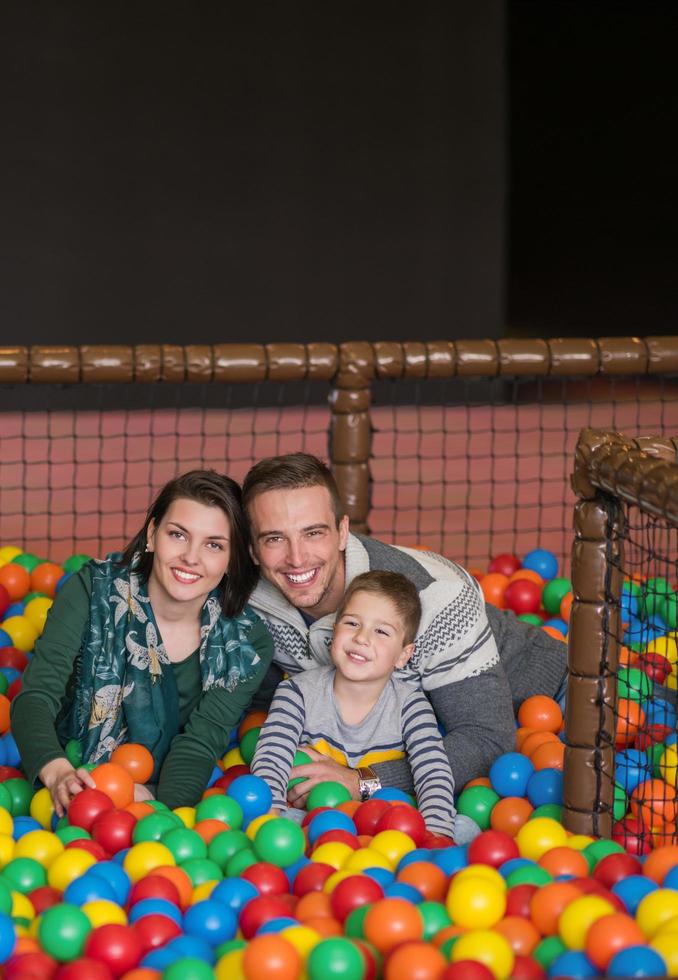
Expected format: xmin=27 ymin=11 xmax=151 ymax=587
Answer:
xmin=331 ymin=589 xmax=415 ymax=683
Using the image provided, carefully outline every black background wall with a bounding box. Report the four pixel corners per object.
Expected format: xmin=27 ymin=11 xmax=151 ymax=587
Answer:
xmin=1 ymin=2 xmax=676 ymax=346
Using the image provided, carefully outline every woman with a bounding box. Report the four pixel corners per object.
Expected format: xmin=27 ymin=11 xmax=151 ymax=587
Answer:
xmin=11 ymin=470 xmax=273 ymax=815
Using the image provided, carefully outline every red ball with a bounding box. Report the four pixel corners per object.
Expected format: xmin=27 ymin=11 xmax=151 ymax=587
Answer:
xmin=330 ymin=874 xmax=384 ymax=922
xmin=129 ymin=874 xmax=182 ymax=907
xmin=637 ymin=653 xmax=672 ymax=685
xmin=5 ymin=951 xmax=58 ymax=978
xmin=374 ymin=805 xmax=427 ymax=846
xmin=91 ymin=810 xmax=136 ymax=854
xmin=67 ymin=789 xmax=115 ymax=833
xmin=505 ymin=884 xmax=539 ymax=918
xmin=353 ymin=799 xmax=393 ymax=836
xmin=441 ymin=961 xmax=495 ymax=980
xmin=0 ymin=647 xmax=28 ymax=672
xmin=241 ymin=862 xmax=289 ymax=897
xmin=239 ymin=895 xmax=294 ymax=939
xmin=612 ymin=816 xmax=652 ymax=856
xmin=0 ymin=584 xmax=10 ymax=620
xmin=314 ymin=829 xmax=361 ymax=850
xmin=510 ymin=954 xmax=547 ymax=980
xmin=292 ymin=862 xmax=335 ymax=897
xmin=634 ymin=724 xmax=673 ymax=751
xmin=213 ymin=764 xmax=250 ymax=790
xmin=27 ymin=886 xmax=63 ymax=914
xmin=468 ymin=830 xmax=519 ymax=868
xmin=5 ymin=679 xmax=21 ymax=702
xmin=54 ymin=960 xmax=114 ymax=980
xmin=504 ymin=579 xmax=542 ymax=616
xmin=353 ymin=939 xmax=379 ymax=980
xmin=0 ymin=766 xmax=23 ymax=780
xmin=64 ymin=839 xmax=109 ymax=861
xmin=488 ymin=554 xmax=522 ymax=577
xmin=84 ymin=924 xmax=142 ymax=977
xmin=132 ymin=913 xmax=182 ymax=954
xmin=593 ymin=852 xmax=643 ymax=889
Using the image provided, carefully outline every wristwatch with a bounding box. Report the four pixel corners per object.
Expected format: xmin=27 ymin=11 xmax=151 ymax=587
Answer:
xmin=357 ymin=766 xmax=381 ymax=801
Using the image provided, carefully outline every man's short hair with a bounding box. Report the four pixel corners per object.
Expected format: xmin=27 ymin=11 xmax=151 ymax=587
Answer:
xmin=243 ymin=453 xmax=345 ymax=526
xmin=336 ymin=571 xmax=422 ymax=646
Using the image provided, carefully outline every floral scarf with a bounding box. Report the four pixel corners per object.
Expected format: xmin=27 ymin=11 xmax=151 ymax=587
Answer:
xmin=57 ymin=553 xmax=262 ymax=779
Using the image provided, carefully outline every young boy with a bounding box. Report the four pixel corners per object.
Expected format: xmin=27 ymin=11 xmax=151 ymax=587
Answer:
xmin=251 ymin=570 xmax=479 ymax=843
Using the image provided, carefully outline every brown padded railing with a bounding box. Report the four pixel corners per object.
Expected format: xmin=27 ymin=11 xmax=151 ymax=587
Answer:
xmin=564 ymin=429 xmax=678 ymax=837
xmin=1 ymin=336 xmax=677 ymax=535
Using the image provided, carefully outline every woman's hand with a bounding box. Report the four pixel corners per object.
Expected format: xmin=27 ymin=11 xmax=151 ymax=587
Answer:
xmin=134 ymin=783 xmax=155 ymax=802
xmin=39 ymin=758 xmax=96 ymax=818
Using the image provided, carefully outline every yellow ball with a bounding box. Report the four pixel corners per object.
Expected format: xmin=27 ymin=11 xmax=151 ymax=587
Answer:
xmin=567 ymin=834 xmax=596 ymax=851
xmin=11 ymin=891 xmax=35 ymax=921
xmin=246 ymin=813 xmax=276 ymax=841
xmin=82 ymin=899 xmax=128 ymax=928
xmin=310 ymin=841 xmax=353 ymax=870
xmin=0 ymin=547 xmax=22 ymax=567
xmin=657 ymin=914 xmax=678 ymax=935
xmin=192 ymin=881 xmax=218 ymax=903
xmin=281 ymin=924 xmax=322 ymax=959
xmin=369 ymin=829 xmax=415 ymax=867
xmin=322 ymin=870 xmax=356 ymax=893
xmin=659 ymin=745 xmax=678 ymax=788
xmin=447 ymin=876 xmax=507 ymax=929
xmin=646 ymin=635 xmax=678 ymax=665
xmin=29 ymin=788 xmax=55 ymax=830
xmin=0 ymin=809 xmax=12 ymax=838
xmin=452 ymin=929 xmax=515 ymax=980
xmin=637 ymin=888 xmax=678 ymax=938
xmin=173 ymin=806 xmax=196 ymax=828
xmin=215 ymin=947 xmax=246 ymax=979
xmin=650 ymin=933 xmax=678 ymax=976
xmin=343 ymin=847 xmax=392 ymax=873
xmin=454 ymin=864 xmax=507 ymax=891
xmin=14 ymin=830 xmax=64 ymax=868
xmin=0 ymin=834 xmax=15 ymax=868
xmin=516 ymin=816 xmax=568 ymax=861
xmin=23 ymin=596 xmax=53 ymax=635
xmin=47 ymin=849 xmax=97 ymax=891
xmin=666 ymin=672 xmax=677 ymax=691
xmin=222 ymin=748 xmax=245 ymax=769
xmin=123 ymin=841 xmax=175 ymax=883
xmin=558 ymin=895 xmax=615 ymax=949
xmin=1 ymin=616 xmax=38 ymax=652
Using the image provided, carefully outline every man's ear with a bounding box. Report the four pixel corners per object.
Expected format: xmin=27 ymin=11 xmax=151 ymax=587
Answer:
xmin=338 ymin=514 xmax=350 ymax=551
xmin=396 ymin=643 xmax=415 ymax=669
xmin=249 ymin=542 xmax=260 ymax=566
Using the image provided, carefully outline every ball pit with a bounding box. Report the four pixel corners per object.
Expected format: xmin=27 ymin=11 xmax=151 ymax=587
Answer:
xmin=0 ymin=546 xmax=673 ymax=977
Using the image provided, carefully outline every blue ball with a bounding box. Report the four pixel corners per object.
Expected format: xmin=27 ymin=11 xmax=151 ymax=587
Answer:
xmin=307 ymin=809 xmax=357 ymax=844
xmin=3 ymin=603 xmax=25 ymax=619
xmin=55 ymin=572 xmax=72 ymax=593
xmin=548 ymin=950 xmax=598 ymax=978
xmin=361 ymin=867 xmax=395 ymax=887
xmin=621 ymin=584 xmax=640 ymax=620
xmin=162 ymin=936 xmax=215 ymax=965
xmin=664 ymin=865 xmax=678 ymax=890
xmin=624 ymin=618 xmax=658 ymax=648
xmin=64 ymin=873 xmax=118 ymax=906
xmin=0 ymin=911 xmax=16 ymax=962
xmin=284 ymin=854 xmax=310 ymax=888
xmin=256 ymin=916 xmax=299 ymax=935
xmin=489 ymin=751 xmax=535 ymax=797
xmin=87 ymin=860 xmax=131 ymax=904
xmin=371 ymin=787 xmax=415 ymax=804
xmin=499 ymin=857 xmax=534 ymax=878
xmin=207 ymin=765 xmax=223 ymax=788
xmin=397 ymin=848 xmax=433 ymax=870
xmin=431 ymin=844 xmax=468 ymax=875
xmin=0 ymin=668 xmax=20 ymax=685
xmin=211 ymin=877 xmax=259 ymax=913
xmin=0 ymin=631 xmax=12 ymax=650
xmin=1 ymin=734 xmax=21 ymax=769
xmin=226 ymin=775 xmax=273 ymax=824
xmin=614 ymin=750 xmax=653 ymax=795
xmin=526 ymin=768 xmax=564 ymax=807
xmin=608 ymin=944 xmax=667 ymax=977
xmin=523 ymin=548 xmax=558 ymax=581
xmin=11 ymin=816 xmax=42 ymax=840
xmin=543 ymin=617 xmax=568 ymax=635
xmin=611 ymin=875 xmax=659 ymax=916
xmin=383 ymin=882 xmax=423 ymax=903
xmin=128 ymin=898 xmax=183 ymax=926
xmin=183 ymin=900 xmax=237 ymax=946
xmin=644 ymin=697 xmax=676 ymax=729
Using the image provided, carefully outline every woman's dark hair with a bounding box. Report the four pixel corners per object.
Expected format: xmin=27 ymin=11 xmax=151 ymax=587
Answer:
xmin=119 ymin=469 xmax=257 ymax=618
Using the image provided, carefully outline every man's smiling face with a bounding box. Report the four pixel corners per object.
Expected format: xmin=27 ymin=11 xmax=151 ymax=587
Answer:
xmin=248 ymin=485 xmax=349 ymax=620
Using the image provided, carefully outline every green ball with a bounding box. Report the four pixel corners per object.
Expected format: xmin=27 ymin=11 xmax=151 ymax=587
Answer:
xmin=640 ymin=578 xmax=673 ymax=620
xmin=518 ymin=613 xmax=543 ymax=627
xmin=180 ymin=857 xmax=223 ymax=886
xmin=440 ymin=935 xmax=462 ymax=960
xmin=584 ymin=839 xmax=625 ymax=866
xmin=63 ymin=554 xmax=92 ymax=574
xmin=163 ymin=958 xmax=215 ymax=980
xmin=195 ymin=794 xmax=243 ymax=829
xmin=505 ymin=865 xmax=553 ymax=888
xmin=207 ymin=829 xmax=251 ymax=871
xmin=613 ymin=782 xmax=628 ymax=822
xmin=542 ymin=577 xmax=572 ymax=615
xmin=530 ymin=804 xmax=562 ymax=822
xmin=0 ymin=877 xmax=14 ymax=915
xmin=2 ymin=857 xmax=47 ymax=894
xmin=307 ymin=937 xmax=366 ymax=980
xmin=65 ymin=739 xmax=83 ymax=769
xmin=0 ymin=675 xmax=8 ymax=696
xmin=659 ymin=593 xmax=677 ymax=629
xmin=38 ymin=902 xmax=91 ymax=961
xmin=132 ymin=811 xmax=182 ymax=844
xmin=617 ymin=667 xmax=653 ymax=702
xmin=649 ymin=741 xmax=666 ymax=778
xmin=238 ymin=727 xmax=261 ymax=766
xmin=533 ymin=935 xmax=567 ymax=969
xmin=214 ymin=938 xmax=247 ymax=960
xmin=56 ymin=826 xmax=91 ymax=845
xmin=23 ymin=591 xmax=45 ymax=603
xmin=344 ymin=903 xmax=372 ymax=939
xmin=418 ymin=900 xmax=452 ymax=942
xmin=146 ymin=799 xmax=170 ymax=811
xmin=456 ymin=786 xmax=500 ymax=831
xmin=288 ymin=749 xmax=311 ymax=790
xmin=11 ymin=554 xmax=40 ymax=572
xmin=0 ymin=784 xmax=12 ymax=813
xmin=161 ymin=827 xmax=208 ymax=864
xmin=3 ymin=779 xmax=33 ymax=817
xmin=225 ymin=848 xmax=258 ymax=877
xmin=306 ymin=781 xmax=352 ymax=811
xmin=253 ymin=817 xmax=305 ymax=868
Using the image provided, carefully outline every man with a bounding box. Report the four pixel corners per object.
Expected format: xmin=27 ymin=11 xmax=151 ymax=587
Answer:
xmin=244 ymin=453 xmax=567 ymax=805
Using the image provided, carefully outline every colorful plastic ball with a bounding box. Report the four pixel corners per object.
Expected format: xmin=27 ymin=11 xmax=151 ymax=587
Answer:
xmin=128 ymin=898 xmax=183 ymax=926
xmin=0 ymin=565 xmax=30 ymax=603
xmin=90 ymin=763 xmax=134 ymax=809
xmin=47 ymin=848 xmax=98 ymax=891
xmin=195 ymin=793 xmax=244 ymax=829
xmin=374 ymin=804 xmax=427 ymax=846
xmin=67 ymin=789 xmax=115 ymax=833
xmin=481 ymin=573 xmax=510 ymax=608
xmin=441 ymin=963 xmax=495 ymax=980
xmin=547 ymin=949 xmax=598 ymax=977
xmin=447 ymin=874 xmax=506 ymax=929
xmin=515 ymin=817 xmax=567 ymax=861
xmin=353 ymin=799 xmax=392 ymax=836
xmin=307 ymin=809 xmax=357 ymax=846
xmin=541 ymin=577 xmax=571 ymax=615
xmin=110 ymin=743 xmax=154 ymax=783
xmin=63 ymin=874 xmax=117 ymax=908
xmin=225 ymin=775 xmax=272 ymax=825
xmin=649 ymin=933 xmax=677 ymax=976
xmin=558 ymin=895 xmax=616 ymax=949
xmin=183 ymin=900 xmax=237 ymax=947
xmin=385 ymin=940 xmax=447 ymax=979
xmin=306 ymin=781 xmax=352 ymax=811
xmin=83 ymin=923 xmax=143 ymax=975
xmin=82 ymin=898 xmax=128 ymax=929
xmin=456 ymin=786 xmax=500 ymax=831
xmin=607 ymin=943 xmax=668 ymax=977
xmin=525 ymin=769 xmax=563 ymax=808
xmin=518 ymin=696 xmax=563 ymax=734
xmin=362 ymin=898 xmax=423 ymax=955
xmin=123 ymin=842 xmax=175 ymax=883
xmin=87 ymin=861 xmax=131 ymax=906
xmin=467 ymin=830 xmax=519 ymax=870
xmin=252 ymin=817 xmax=305 ymax=869
xmin=584 ymin=912 xmax=646 ymax=971
xmin=504 ymin=579 xmax=542 ymax=616
xmin=23 ymin=596 xmax=53 ymax=634
xmin=452 ymin=929 xmax=515 ymax=980
xmin=636 ymin=888 xmax=678 ymax=938
xmin=489 ymin=554 xmax=522 ymax=577
xmin=523 ymin=549 xmax=558 ymax=581
xmin=369 ymin=830 xmax=416 ymax=867
xmin=38 ymin=902 xmax=92 ymax=961
xmin=239 ymin=895 xmax=295 ymax=939
xmin=611 ymin=874 xmax=658 ymax=917
xmin=490 ymin=752 xmax=535 ymax=798
xmin=0 ymin=616 xmax=37 ymax=652
xmin=490 ymin=796 xmax=533 ymax=838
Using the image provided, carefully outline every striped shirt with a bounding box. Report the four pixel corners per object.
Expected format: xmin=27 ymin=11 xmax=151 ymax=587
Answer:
xmin=250 ymin=666 xmax=457 ymax=838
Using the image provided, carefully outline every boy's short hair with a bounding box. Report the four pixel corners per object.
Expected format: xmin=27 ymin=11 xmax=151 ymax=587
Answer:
xmin=243 ymin=453 xmax=345 ymax=527
xmin=336 ymin=571 xmax=422 ymax=646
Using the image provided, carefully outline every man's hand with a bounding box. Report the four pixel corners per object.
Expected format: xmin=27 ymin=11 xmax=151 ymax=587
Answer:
xmin=40 ymin=757 xmax=96 ymax=818
xmin=286 ymin=746 xmax=360 ymax=807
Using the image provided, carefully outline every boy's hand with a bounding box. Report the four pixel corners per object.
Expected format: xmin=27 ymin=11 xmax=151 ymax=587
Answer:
xmin=39 ymin=757 xmax=96 ymax=818
xmin=286 ymin=746 xmax=360 ymax=806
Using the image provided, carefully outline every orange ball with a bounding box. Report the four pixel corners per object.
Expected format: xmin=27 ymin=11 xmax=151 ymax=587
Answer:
xmin=296 ymin=891 xmax=334 ymax=921
xmin=465 ymin=777 xmax=493 ymax=790
xmin=542 ymin=626 xmax=566 ymax=643
xmin=364 ymin=898 xmax=424 ymax=954
xmin=151 ymin=865 xmax=193 ymax=909
xmin=509 ymin=569 xmax=544 ymax=586
xmin=584 ymin=913 xmax=646 ymax=971
xmin=643 ymin=845 xmax=678 ymax=884
xmin=238 ymin=710 xmax=269 ymax=741
xmin=520 ymin=731 xmax=559 ymax=758
xmin=490 ymin=797 xmax=534 ymax=837
xmin=515 ymin=728 xmax=536 ymax=750
xmin=124 ymin=802 xmax=155 ymax=820
xmin=432 ymin=924 xmax=467 ymax=948
xmin=0 ymin=695 xmax=10 ymax=735
xmin=530 ymin=740 xmax=566 ymax=771
xmin=397 ymin=861 xmax=448 ymax=902
xmin=242 ymin=934 xmax=300 ymax=980
xmin=630 ymin=779 xmax=677 ymax=825
xmin=303 ymin=916 xmax=343 ymax=937
xmin=29 ymin=561 xmax=64 ymax=598
xmin=111 ymin=743 xmax=154 ymax=783
xmin=559 ymin=592 xmax=574 ymax=622
xmin=538 ymin=846 xmax=589 ymax=878
xmin=384 ymin=941 xmax=446 ymax=980
xmin=336 ymin=800 xmax=362 ymax=818
xmin=518 ymin=695 xmax=563 ymax=733
xmin=481 ymin=573 xmax=509 ymax=608
xmin=494 ymin=915 xmax=541 ymax=956
xmin=194 ymin=819 xmax=228 ymax=844
xmin=615 ymin=699 xmax=646 ymax=747
xmin=529 ymin=882 xmax=581 ymax=936
xmin=90 ymin=762 xmax=135 ymax=808
xmin=0 ymin=563 xmax=30 ymax=601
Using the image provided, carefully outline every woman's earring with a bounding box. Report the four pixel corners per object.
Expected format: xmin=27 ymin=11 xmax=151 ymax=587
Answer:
xmin=145 ymin=542 xmax=151 ymax=553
